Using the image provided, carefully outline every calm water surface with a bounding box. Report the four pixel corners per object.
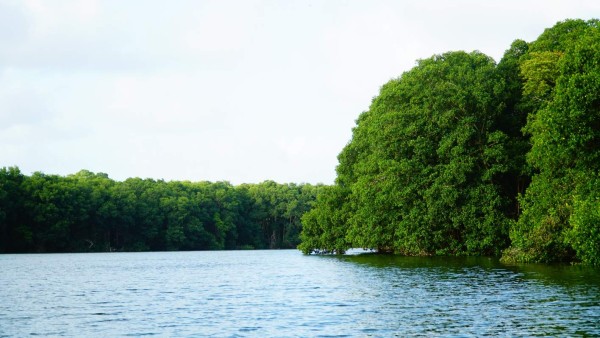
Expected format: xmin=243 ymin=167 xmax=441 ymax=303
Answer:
xmin=1 ymin=250 xmax=599 ymax=337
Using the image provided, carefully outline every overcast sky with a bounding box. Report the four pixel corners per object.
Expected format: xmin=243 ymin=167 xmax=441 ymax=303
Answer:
xmin=1 ymin=0 xmax=598 ymax=184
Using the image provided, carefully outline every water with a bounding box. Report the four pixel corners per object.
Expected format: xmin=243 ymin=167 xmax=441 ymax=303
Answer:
xmin=1 ymin=250 xmax=599 ymax=337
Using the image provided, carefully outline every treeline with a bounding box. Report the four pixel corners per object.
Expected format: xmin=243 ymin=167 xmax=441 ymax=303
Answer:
xmin=0 ymin=167 xmax=322 ymax=253
xmin=299 ymin=19 xmax=600 ymax=266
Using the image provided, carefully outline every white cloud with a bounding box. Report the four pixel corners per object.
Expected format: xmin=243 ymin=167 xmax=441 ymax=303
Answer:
xmin=1 ymin=0 xmax=599 ymax=184
xmin=180 ymin=1 xmax=260 ymax=54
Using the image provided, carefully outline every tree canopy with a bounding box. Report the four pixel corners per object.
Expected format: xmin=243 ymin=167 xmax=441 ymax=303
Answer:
xmin=2 ymin=19 xmax=599 ymax=266
xmin=301 ymin=51 xmax=519 ymax=256
xmin=503 ymin=19 xmax=600 ymax=265
xmin=0 ymin=168 xmax=322 ymax=253
xmin=300 ymin=19 xmax=600 ymax=266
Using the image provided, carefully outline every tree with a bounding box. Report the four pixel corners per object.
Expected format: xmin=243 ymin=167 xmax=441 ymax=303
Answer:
xmin=502 ymin=19 xmax=600 ymax=264
xmin=298 ymin=185 xmax=351 ymax=254
xmin=0 ymin=167 xmax=29 ymax=252
xmin=0 ymin=167 xmax=320 ymax=253
xmin=302 ymin=51 xmax=516 ymax=256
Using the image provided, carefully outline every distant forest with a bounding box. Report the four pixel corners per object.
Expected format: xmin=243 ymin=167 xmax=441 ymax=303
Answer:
xmin=299 ymin=19 xmax=600 ymax=266
xmin=0 ymin=167 xmax=321 ymax=253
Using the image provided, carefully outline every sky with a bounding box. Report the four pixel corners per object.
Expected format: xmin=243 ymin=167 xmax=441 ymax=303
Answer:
xmin=0 ymin=0 xmax=598 ymax=185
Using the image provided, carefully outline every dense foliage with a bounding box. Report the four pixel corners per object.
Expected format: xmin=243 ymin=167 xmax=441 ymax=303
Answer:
xmin=0 ymin=167 xmax=321 ymax=253
xmin=503 ymin=19 xmax=600 ymax=265
xmin=2 ymin=19 xmax=598 ymax=265
xmin=300 ymin=19 xmax=600 ymax=265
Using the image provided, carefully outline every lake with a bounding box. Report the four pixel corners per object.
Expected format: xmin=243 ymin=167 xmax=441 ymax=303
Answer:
xmin=1 ymin=250 xmax=599 ymax=337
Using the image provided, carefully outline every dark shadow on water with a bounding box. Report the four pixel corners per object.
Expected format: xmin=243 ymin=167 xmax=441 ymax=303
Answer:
xmin=320 ymin=252 xmax=600 ymax=288
xmin=335 ymin=253 xmax=503 ymax=269
xmin=502 ymin=261 xmax=600 ymax=287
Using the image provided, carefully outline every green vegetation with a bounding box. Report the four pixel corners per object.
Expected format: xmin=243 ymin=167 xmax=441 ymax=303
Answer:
xmin=299 ymin=19 xmax=600 ymax=266
xmin=1 ymin=19 xmax=598 ymax=265
xmin=0 ymin=167 xmax=321 ymax=253
xmin=503 ymin=19 xmax=600 ymax=265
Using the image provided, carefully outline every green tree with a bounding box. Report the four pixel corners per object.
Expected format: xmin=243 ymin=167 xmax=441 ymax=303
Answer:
xmin=233 ymin=186 xmax=263 ymax=249
xmin=568 ymin=175 xmax=600 ymax=266
xmin=0 ymin=167 xmax=30 ymax=252
xmin=298 ymin=185 xmax=351 ymax=254
xmin=302 ymin=51 xmax=517 ymax=256
xmin=502 ymin=19 xmax=600 ymax=264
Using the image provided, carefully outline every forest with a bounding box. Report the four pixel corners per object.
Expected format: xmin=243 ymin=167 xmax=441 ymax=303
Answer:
xmin=299 ymin=19 xmax=600 ymax=266
xmin=0 ymin=167 xmax=322 ymax=253
xmin=1 ymin=19 xmax=598 ymax=266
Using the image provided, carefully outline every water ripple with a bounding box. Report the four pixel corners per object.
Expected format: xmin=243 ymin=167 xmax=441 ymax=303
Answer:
xmin=0 ymin=251 xmax=599 ymax=336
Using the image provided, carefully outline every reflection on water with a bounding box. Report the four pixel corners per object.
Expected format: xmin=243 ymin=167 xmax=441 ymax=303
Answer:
xmin=343 ymin=253 xmax=600 ymax=285
xmin=335 ymin=253 xmax=600 ymax=336
xmin=1 ymin=250 xmax=599 ymax=337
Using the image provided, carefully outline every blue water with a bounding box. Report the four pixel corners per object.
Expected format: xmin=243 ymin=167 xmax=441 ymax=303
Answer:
xmin=1 ymin=250 xmax=599 ymax=336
